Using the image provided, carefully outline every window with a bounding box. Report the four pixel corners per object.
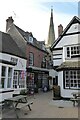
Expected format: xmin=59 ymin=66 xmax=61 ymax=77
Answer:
xmin=13 ymin=70 xmax=26 ymax=89
xmin=29 ymin=36 xmax=33 ymax=43
xmin=13 ymin=71 xmax=18 ymax=88
xmin=7 ymin=67 xmax=12 ymax=88
xmin=66 ymin=45 xmax=80 ymax=58
xmin=19 ymin=71 xmax=25 ymax=88
xmin=67 ymin=47 xmax=70 ymax=57
xmin=29 ymin=52 xmax=34 ymax=66
xmin=65 ymin=70 xmax=80 ymax=89
xmin=1 ymin=66 xmax=6 ymax=88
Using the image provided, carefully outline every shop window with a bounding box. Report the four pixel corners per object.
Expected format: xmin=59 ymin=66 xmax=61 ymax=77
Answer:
xmin=65 ymin=70 xmax=80 ymax=89
xmin=13 ymin=71 xmax=18 ymax=88
xmin=7 ymin=67 xmax=12 ymax=88
xmin=13 ymin=70 xmax=25 ymax=89
xmin=1 ymin=66 xmax=6 ymax=88
xmin=19 ymin=71 xmax=26 ymax=88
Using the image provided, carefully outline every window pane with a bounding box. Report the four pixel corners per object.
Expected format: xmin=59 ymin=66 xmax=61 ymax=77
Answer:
xmin=1 ymin=66 xmax=6 ymax=76
xmin=8 ymin=68 xmax=12 ymax=77
xmin=1 ymin=78 xmax=5 ymax=88
xmin=29 ymin=52 xmax=34 ymax=66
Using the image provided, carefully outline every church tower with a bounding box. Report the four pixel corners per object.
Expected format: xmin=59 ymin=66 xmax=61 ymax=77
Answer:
xmin=47 ymin=8 xmax=55 ymax=47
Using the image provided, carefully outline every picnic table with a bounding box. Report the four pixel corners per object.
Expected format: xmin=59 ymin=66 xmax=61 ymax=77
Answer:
xmin=70 ymin=92 xmax=80 ymax=106
xmin=4 ymin=95 xmax=33 ymax=119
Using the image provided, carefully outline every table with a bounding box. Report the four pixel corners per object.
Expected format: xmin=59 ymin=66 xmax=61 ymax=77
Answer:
xmin=71 ymin=92 xmax=80 ymax=99
xmin=4 ymin=95 xmax=33 ymax=119
xmin=71 ymin=92 xmax=80 ymax=106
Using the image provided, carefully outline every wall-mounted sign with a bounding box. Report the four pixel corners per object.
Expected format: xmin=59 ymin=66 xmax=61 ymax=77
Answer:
xmin=10 ymin=57 xmax=18 ymax=65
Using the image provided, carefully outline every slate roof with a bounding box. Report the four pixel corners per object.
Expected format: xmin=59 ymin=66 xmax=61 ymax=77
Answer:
xmin=50 ymin=16 xmax=80 ymax=51
xmin=0 ymin=31 xmax=26 ymax=59
xmin=56 ymin=61 xmax=80 ymax=71
xmin=15 ymin=25 xmax=47 ymax=53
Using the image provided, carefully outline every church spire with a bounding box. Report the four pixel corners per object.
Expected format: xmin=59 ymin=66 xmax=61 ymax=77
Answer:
xmin=47 ymin=7 xmax=55 ymax=47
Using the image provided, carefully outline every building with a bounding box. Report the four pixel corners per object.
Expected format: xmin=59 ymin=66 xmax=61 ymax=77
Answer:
xmin=51 ymin=16 xmax=80 ymax=98
xmin=0 ymin=31 xmax=27 ymax=102
xmin=47 ymin=8 xmax=55 ymax=47
xmin=45 ymin=8 xmax=56 ymax=89
xmin=6 ymin=16 xmax=50 ymax=92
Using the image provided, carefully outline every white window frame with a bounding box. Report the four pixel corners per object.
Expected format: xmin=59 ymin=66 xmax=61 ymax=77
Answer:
xmin=66 ymin=45 xmax=80 ymax=58
xmin=29 ymin=52 xmax=34 ymax=66
xmin=7 ymin=67 xmax=13 ymax=88
xmin=13 ymin=70 xmax=26 ymax=89
xmin=1 ymin=66 xmax=6 ymax=89
xmin=65 ymin=70 xmax=80 ymax=89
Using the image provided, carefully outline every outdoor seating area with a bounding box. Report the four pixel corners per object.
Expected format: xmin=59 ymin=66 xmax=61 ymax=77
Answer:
xmin=0 ymin=91 xmax=78 ymax=119
xmin=70 ymin=92 xmax=80 ymax=107
xmin=1 ymin=95 xmax=33 ymax=119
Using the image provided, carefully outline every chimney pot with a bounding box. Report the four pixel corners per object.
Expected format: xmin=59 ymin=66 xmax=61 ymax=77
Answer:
xmin=6 ymin=16 xmax=14 ymax=32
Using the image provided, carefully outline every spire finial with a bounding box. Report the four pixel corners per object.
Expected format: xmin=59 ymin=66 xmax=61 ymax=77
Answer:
xmin=51 ymin=6 xmax=53 ymax=11
xmin=51 ymin=6 xmax=53 ymax=18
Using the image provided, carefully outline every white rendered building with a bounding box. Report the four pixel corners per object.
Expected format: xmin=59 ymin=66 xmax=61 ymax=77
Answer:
xmin=51 ymin=16 xmax=80 ymax=98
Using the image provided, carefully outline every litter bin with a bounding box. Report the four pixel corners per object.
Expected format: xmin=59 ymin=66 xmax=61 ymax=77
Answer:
xmin=53 ymin=85 xmax=61 ymax=100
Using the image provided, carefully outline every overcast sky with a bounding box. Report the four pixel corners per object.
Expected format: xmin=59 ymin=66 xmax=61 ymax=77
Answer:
xmin=0 ymin=0 xmax=79 ymax=43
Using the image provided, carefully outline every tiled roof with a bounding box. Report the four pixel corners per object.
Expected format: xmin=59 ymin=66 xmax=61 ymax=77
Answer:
xmin=15 ymin=25 xmax=47 ymax=52
xmin=56 ymin=61 xmax=80 ymax=71
xmin=0 ymin=31 xmax=26 ymax=59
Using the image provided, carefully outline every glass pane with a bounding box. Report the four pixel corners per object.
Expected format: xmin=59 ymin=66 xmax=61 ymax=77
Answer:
xmin=7 ymin=78 xmax=11 ymax=88
xmin=1 ymin=78 xmax=5 ymax=88
xmin=8 ymin=68 xmax=12 ymax=77
xmin=1 ymin=66 xmax=6 ymax=77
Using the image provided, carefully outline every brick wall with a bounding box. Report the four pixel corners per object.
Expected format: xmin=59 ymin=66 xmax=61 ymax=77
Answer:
xmin=26 ymin=43 xmax=47 ymax=68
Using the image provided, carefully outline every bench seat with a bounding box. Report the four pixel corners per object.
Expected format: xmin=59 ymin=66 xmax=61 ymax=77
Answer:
xmin=16 ymin=101 xmax=33 ymax=111
xmin=70 ymin=98 xmax=80 ymax=106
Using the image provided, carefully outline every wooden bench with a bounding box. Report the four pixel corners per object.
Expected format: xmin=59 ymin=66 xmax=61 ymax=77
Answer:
xmin=70 ymin=98 xmax=80 ymax=107
xmin=16 ymin=101 xmax=33 ymax=111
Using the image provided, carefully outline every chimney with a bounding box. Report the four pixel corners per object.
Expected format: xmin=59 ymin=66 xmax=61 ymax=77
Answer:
xmin=6 ymin=16 xmax=14 ymax=32
xmin=58 ymin=24 xmax=63 ymax=37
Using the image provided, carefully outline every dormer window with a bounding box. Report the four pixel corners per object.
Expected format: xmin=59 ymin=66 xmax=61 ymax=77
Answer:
xmin=29 ymin=36 xmax=33 ymax=43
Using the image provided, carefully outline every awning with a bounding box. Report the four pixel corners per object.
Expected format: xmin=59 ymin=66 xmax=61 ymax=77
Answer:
xmin=26 ymin=66 xmax=49 ymax=73
xmin=56 ymin=61 xmax=80 ymax=71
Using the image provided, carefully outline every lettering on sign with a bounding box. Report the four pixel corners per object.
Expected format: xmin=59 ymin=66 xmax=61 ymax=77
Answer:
xmin=10 ymin=57 xmax=18 ymax=65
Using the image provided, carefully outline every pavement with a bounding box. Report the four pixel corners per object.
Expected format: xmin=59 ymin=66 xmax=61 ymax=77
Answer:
xmin=0 ymin=90 xmax=79 ymax=119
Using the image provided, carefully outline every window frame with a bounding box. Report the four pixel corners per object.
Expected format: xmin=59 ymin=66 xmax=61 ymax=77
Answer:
xmin=64 ymin=70 xmax=80 ymax=89
xmin=29 ymin=52 xmax=34 ymax=66
xmin=66 ymin=45 xmax=80 ymax=58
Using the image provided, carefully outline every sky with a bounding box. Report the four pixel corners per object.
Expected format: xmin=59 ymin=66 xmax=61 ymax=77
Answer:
xmin=0 ymin=0 xmax=79 ymax=43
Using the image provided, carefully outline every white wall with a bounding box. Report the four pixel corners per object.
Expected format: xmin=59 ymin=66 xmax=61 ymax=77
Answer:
xmin=0 ymin=53 xmax=26 ymax=70
xmin=66 ymin=23 xmax=80 ymax=34
xmin=0 ymin=52 xmax=27 ymax=101
xmin=55 ymin=34 xmax=79 ymax=48
xmin=53 ymin=50 xmax=63 ymax=66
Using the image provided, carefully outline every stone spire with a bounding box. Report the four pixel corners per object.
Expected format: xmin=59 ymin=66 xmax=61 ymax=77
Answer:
xmin=47 ymin=7 xmax=55 ymax=47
